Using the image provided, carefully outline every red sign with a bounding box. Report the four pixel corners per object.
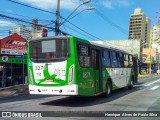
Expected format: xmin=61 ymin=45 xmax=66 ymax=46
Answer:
xmin=42 ymin=28 xmax=48 ymax=37
xmin=0 ymin=33 xmax=27 ymax=55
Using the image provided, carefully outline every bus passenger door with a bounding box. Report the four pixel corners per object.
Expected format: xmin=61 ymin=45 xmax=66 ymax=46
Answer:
xmin=92 ymin=49 xmax=102 ymax=94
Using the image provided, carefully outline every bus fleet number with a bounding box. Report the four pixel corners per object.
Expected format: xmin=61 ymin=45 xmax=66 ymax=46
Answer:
xmin=35 ymin=66 xmax=45 ymax=70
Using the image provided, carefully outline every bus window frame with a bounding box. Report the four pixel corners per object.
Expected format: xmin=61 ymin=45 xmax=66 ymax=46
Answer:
xmin=76 ymin=42 xmax=91 ymax=68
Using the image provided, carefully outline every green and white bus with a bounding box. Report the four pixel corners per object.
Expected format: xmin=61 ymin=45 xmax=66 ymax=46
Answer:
xmin=27 ymin=36 xmax=138 ymax=97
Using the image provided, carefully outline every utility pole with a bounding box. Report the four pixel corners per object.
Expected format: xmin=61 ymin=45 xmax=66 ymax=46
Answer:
xmin=55 ymin=0 xmax=60 ymax=36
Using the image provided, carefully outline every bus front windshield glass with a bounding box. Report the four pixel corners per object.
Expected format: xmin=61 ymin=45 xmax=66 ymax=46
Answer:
xmin=30 ymin=39 xmax=69 ymax=62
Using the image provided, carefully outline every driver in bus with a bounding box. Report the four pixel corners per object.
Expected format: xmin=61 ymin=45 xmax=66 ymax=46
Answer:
xmin=45 ymin=53 xmax=52 ymax=61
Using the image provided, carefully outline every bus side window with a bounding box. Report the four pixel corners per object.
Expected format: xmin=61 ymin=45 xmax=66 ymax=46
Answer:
xmin=77 ymin=44 xmax=91 ymax=68
xmin=129 ymin=55 xmax=133 ymax=67
xmin=118 ymin=52 xmax=124 ymax=67
xmin=124 ymin=54 xmax=129 ymax=67
xmin=102 ymin=50 xmax=111 ymax=67
xmin=92 ymin=50 xmax=98 ymax=69
xmin=111 ymin=51 xmax=118 ymax=68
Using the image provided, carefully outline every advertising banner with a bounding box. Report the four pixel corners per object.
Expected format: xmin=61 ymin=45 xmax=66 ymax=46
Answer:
xmin=141 ymin=55 xmax=153 ymax=64
xmin=141 ymin=48 xmax=156 ymax=64
xmin=0 ymin=34 xmax=27 ymax=55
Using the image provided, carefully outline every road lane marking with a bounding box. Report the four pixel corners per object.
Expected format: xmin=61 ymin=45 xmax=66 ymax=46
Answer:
xmin=150 ymin=86 xmax=159 ymax=90
xmin=134 ymin=79 xmax=160 ymax=88
xmin=144 ymin=79 xmax=160 ymax=86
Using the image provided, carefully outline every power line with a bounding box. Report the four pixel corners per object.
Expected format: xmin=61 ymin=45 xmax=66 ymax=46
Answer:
xmin=6 ymin=0 xmax=100 ymax=40
xmin=60 ymin=15 xmax=103 ymax=40
xmin=0 ymin=13 xmax=55 ymax=31
xmin=94 ymin=9 xmax=128 ymax=36
xmin=0 ymin=10 xmax=53 ymax=24
xmin=60 ymin=4 xmax=82 ymax=26
xmin=7 ymin=0 xmax=57 ymax=35
xmin=7 ymin=0 xmax=56 ymax=14
xmin=6 ymin=0 xmax=127 ymax=43
xmin=0 ymin=11 xmax=56 ymax=30
xmin=0 ymin=13 xmax=31 ymax=24
xmin=62 ymin=24 xmax=96 ymax=40
xmin=86 ymin=1 xmax=128 ymax=36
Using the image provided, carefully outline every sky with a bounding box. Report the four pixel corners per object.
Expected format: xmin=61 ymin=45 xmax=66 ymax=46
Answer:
xmin=0 ymin=0 xmax=160 ymax=40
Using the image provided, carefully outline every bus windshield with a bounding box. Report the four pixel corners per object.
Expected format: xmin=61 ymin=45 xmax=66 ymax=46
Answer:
xmin=30 ymin=38 xmax=70 ymax=62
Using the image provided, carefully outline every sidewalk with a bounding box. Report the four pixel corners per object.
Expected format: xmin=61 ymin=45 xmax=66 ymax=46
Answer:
xmin=138 ymin=73 xmax=159 ymax=78
xmin=0 ymin=84 xmax=29 ymax=97
xmin=138 ymin=74 xmax=151 ymax=78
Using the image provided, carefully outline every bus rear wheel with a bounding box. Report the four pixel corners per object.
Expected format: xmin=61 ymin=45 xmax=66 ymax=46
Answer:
xmin=103 ymin=80 xmax=112 ymax=98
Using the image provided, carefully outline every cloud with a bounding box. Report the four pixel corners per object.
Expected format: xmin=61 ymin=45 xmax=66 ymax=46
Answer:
xmin=0 ymin=20 xmax=17 ymax=27
xmin=18 ymin=0 xmax=81 ymax=10
xmin=100 ymin=0 xmax=131 ymax=9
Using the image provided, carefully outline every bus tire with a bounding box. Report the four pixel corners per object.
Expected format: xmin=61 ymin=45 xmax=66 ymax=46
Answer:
xmin=128 ymin=77 xmax=134 ymax=90
xmin=103 ymin=80 xmax=112 ymax=98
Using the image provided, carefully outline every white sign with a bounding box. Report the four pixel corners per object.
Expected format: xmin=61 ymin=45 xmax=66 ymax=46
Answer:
xmin=2 ymin=56 xmax=8 ymax=62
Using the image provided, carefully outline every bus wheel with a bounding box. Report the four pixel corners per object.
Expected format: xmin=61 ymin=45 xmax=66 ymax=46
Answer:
xmin=128 ymin=77 xmax=134 ymax=90
xmin=103 ymin=80 xmax=112 ymax=98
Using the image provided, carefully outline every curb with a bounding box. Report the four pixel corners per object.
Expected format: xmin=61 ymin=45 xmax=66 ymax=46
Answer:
xmin=0 ymin=84 xmax=29 ymax=97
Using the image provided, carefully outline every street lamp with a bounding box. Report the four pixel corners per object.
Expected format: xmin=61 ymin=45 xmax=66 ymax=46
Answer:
xmin=82 ymin=0 xmax=90 ymax=4
xmin=68 ymin=7 xmax=95 ymax=21
xmin=60 ymin=0 xmax=91 ymax=26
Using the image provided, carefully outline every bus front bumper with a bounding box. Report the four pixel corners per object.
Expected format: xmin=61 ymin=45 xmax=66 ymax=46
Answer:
xmin=29 ymin=84 xmax=78 ymax=95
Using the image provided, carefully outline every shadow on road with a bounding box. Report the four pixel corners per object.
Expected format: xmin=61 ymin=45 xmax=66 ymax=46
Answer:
xmin=1 ymin=75 xmax=155 ymax=105
xmin=40 ymin=85 xmax=146 ymax=107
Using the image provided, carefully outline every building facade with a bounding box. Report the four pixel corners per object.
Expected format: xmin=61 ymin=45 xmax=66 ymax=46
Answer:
xmin=9 ymin=25 xmax=31 ymax=40
xmin=128 ymin=8 xmax=151 ymax=49
xmin=93 ymin=40 xmax=141 ymax=58
xmin=152 ymin=24 xmax=160 ymax=43
xmin=31 ymin=19 xmax=48 ymax=39
xmin=151 ymin=24 xmax=160 ymax=71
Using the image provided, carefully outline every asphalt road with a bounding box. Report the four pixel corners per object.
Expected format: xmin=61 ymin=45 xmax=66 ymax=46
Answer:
xmin=0 ymin=75 xmax=160 ymax=120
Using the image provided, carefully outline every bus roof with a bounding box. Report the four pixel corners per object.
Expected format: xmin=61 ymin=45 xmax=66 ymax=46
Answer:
xmin=29 ymin=35 xmax=133 ymax=56
xmin=90 ymin=40 xmax=133 ymax=55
